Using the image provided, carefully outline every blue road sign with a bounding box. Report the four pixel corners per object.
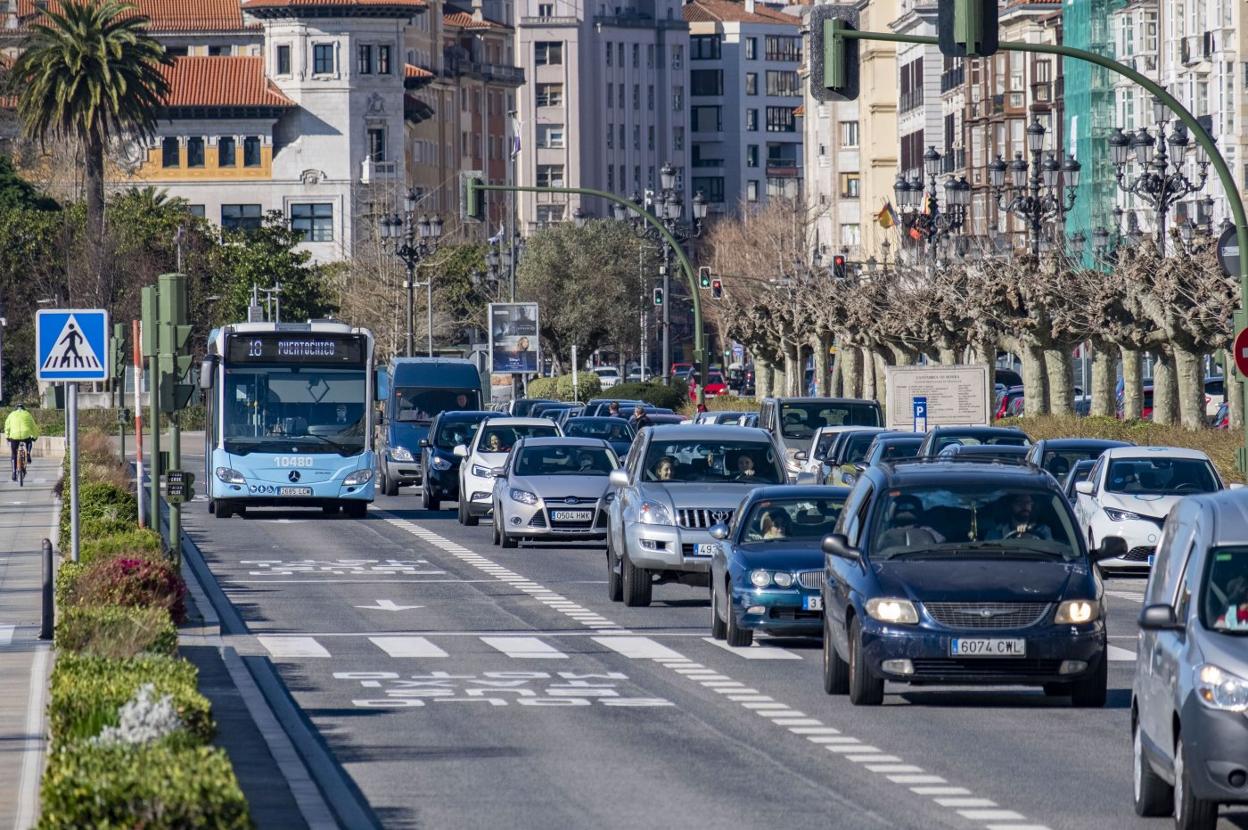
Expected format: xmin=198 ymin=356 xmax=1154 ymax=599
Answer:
xmin=912 ymin=396 xmax=928 ymax=432
xmin=36 ymin=309 xmax=110 ymax=382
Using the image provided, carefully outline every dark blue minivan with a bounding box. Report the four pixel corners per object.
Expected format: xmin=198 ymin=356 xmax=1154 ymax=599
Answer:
xmin=377 ymin=358 xmax=484 ymax=496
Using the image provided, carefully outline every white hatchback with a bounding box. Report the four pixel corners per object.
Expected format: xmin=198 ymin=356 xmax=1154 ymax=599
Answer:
xmin=454 ymin=417 xmax=562 ymax=526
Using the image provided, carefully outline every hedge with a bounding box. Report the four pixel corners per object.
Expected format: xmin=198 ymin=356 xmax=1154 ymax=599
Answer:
xmin=54 ymin=605 xmax=178 ymax=660
xmin=65 ymin=556 xmax=187 ymax=624
xmin=58 ymin=482 xmax=137 ymax=549
xmin=0 ymin=406 xmax=207 ymax=438
xmin=78 ymin=528 xmax=162 ymax=566
xmin=605 ymin=379 xmax=689 ymax=411
xmin=38 ymin=741 xmax=251 ymax=830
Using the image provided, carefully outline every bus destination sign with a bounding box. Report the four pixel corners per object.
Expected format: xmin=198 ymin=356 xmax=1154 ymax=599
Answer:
xmin=227 ymin=334 xmax=366 ymax=365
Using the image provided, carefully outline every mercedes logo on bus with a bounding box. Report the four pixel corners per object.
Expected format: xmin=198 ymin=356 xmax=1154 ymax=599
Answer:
xmin=288 ymin=470 xmax=301 ymax=483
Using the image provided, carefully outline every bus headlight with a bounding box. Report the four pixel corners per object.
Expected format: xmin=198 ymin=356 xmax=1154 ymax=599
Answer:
xmin=343 ymin=469 xmax=374 ymax=486
xmin=215 ymin=467 xmax=245 ymax=484
xmin=390 ymin=446 xmax=414 ymax=462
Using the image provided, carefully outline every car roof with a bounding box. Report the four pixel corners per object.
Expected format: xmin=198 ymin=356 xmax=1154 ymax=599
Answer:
xmin=876 ymin=434 xmax=922 ymax=444
xmin=481 ymin=417 xmax=559 ymax=427
xmin=645 ymin=424 xmax=772 ymax=441
xmin=516 ymin=436 xmax=608 ymax=448
xmin=435 ymin=410 xmax=494 ymax=420
xmin=769 ymin=397 xmax=879 ymax=405
xmin=879 ymin=459 xmax=1053 ymax=487
xmin=944 ymin=444 xmax=1029 ymax=455
xmin=741 ymin=484 xmax=852 ymax=501
xmin=1101 ymin=445 xmax=1211 ymax=461
xmin=929 ymin=425 xmax=1027 ymax=435
xmin=1036 ymin=438 xmax=1132 ymax=450
xmin=1191 ymin=490 xmax=1248 ymax=545
xmin=567 ymin=415 xmax=630 ymax=423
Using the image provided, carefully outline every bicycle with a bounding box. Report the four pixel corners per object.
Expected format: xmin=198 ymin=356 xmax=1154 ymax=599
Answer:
xmin=15 ymin=442 xmax=28 ymax=487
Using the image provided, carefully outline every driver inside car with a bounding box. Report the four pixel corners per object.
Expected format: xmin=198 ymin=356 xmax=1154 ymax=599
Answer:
xmin=985 ymin=493 xmax=1053 ymax=541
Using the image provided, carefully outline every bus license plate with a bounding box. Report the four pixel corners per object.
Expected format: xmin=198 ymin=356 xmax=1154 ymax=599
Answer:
xmin=278 ymin=487 xmax=313 ymax=496
xmin=552 ymin=510 xmax=592 ymax=521
xmin=950 ymin=638 xmax=1026 ymax=657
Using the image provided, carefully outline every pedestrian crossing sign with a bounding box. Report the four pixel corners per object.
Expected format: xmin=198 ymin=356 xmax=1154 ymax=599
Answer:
xmin=36 ymin=309 xmax=110 ymax=382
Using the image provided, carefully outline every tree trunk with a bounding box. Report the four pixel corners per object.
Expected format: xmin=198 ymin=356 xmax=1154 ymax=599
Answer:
xmin=1121 ymin=348 xmax=1142 ymax=420
xmin=1227 ymin=349 xmax=1244 ymax=429
xmin=783 ymin=342 xmax=799 ymax=396
xmin=84 ymin=135 xmax=106 ymax=306
xmin=937 ymin=345 xmax=958 ymax=365
xmin=1173 ymin=346 xmax=1205 ymax=430
xmin=756 ymin=358 xmax=773 ymax=399
xmin=1152 ymin=349 xmax=1178 ymax=426
xmin=860 ymin=347 xmax=876 ymax=401
xmin=1089 ymin=341 xmax=1116 ymax=418
xmin=971 ymin=335 xmax=996 ymax=368
xmin=874 ymin=351 xmax=891 ymax=407
xmin=842 ymin=347 xmax=861 ymax=398
xmin=813 ymin=334 xmax=830 ymax=396
xmin=1021 ymin=338 xmax=1049 ymax=417
xmin=829 ymin=347 xmax=843 ymax=397
xmin=1044 ymin=346 xmax=1074 ymax=416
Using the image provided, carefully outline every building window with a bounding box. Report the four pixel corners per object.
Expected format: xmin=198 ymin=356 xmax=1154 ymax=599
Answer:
xmin=672 ymin=85 xmax=683 ymax=110
xmin=617 ymin=43 xmax=624 ymax=65
xmin=221 ymin=204 xmax=262 ymax=232
xmin=607 ymin=83 xmax=613 ymax=108
xmin=745 ymin=37 xmax=756 ymax=60
xmin=633 ymin=165 xmax=640 ymax=188
xmin=276 ymin=44 xmax=291 ymax=75
xmin=538 ymin=125 xmax=565 ymax=148
xmin=673 ymin=126 xmax=684 ymax=151
xmin=243 ymin=136 xmax=262 ymax=167
xmin=161 ymin=137 xmax=179 ymax=167
xmin=765 ymin=70 xmax=800 ymax=97
xmin=358 ymin=44 xmax=373 ymax=74
xmin=188 ymin=204 xmax=205 ymax=218
xmin=368 ymin=128 xmax=386 ymax=162
xmin=607 ymin=164 xmax=614 ymax=190
xmin=672 ymin=44 xmax=683 ymax=69
xmin=536 ymin=164 xmax=564 ymax=187
xmin=633 ymin=125 xmax=640 ymax=150
xmin=692 ymin=176 xmax=725 ymax=203
xmin=606 ymin=40 xmax=612 ymax=65
xmin=536 ymin=205 xmax=564 ymax=224
xmin=690 ymin=69 xmax=722 ymax=96
xmin=746 ymin=144 xmax=759 ymax=167
xmin=690 ymin=35 xmax=721 ymax=60
xmin=632 ymin=84 xmax=639 ymax=109
xmin=839 ymin=173 xmax=860 ymax=198
xmin=764 ymin=35 xmax=800 ymax=62
xmin=648 ymin=125 xmax=655 ymax=150
xmin=745 ymin=73 xmax=757 ymax=95
xmin=535 ymin=41 xmax=563 ymax=65
xmin=208 ymin=45 xmax=230 ymax=56
xmin=291 ymin=203 xmax=334 ymax=242
xmin=765 ymin=106 xmax=796 ymax=132
xmin=536 ymin=83 xmax=563 ymax=106
xmin=187 ymin=137 xmax=205 ymax=168
xmin=378 ymin=45 xmax=392 ymax=74
xmin=746 ymin=180 xmax=758 ymax=201
xmin=647 ymin=44 xmax=654 ymax=68
xmin=539 ymin=2 xmax=554 ymax=14
xmin=745 ymin=109 xmax=758 ymax=131
xmin=632 ymin=43 xmax=639 ymax=68
xmin=840 ymin=223 xmax=861 ymax=247
xmin=840 ymin=120 xmax=859 ymax=147
xmin=692 ymin=105 xmax=722 ymax=132
xmin=313 ymin=43 xmax=334 ymax=74
xmin=648 ymin=84 xmax=654 ymax=110
xmin=218 ymin=136 xmax=236 ymax=166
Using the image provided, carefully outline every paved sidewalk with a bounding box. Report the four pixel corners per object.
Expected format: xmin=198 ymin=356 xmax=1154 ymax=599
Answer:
xmin=0 ymin=457 xmax=61 ymax=830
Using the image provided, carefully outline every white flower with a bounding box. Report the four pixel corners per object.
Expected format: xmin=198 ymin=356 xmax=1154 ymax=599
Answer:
xmin=93 ymin=683 xmax=184 ymax=746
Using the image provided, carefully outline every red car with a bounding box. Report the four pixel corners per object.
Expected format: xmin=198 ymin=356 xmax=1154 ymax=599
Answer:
xmin=690 ymin=371 xmax=728 ymax=400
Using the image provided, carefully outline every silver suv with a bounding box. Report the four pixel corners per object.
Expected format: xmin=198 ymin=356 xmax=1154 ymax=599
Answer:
xmin=605 ymin=424 xmax=786 ymax=606
xmin=1134 ymin=489 xmax=1248 ymax=829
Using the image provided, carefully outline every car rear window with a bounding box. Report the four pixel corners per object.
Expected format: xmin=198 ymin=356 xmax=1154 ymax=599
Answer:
xmin=515 ymin=445 xmax=615 ymax=476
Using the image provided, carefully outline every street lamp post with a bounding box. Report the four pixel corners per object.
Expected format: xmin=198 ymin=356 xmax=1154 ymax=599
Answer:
xmin=611 ymin=162 xmax=707 ymax=386
xmin=988 ymin=116 xmax=1080 ymax=255
xmin=1107 ymin=96 xmax=1211 ymax=256
xmin=379 ymin=190 xmax=442 ymax=357
xmin=894 ymin=146 xmax=970 ymax=253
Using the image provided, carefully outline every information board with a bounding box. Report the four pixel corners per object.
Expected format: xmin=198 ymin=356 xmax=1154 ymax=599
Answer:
xmin=226 ymin=334 xmax=366 ymax=365
xmin=884 ymin=364 xmax=992 ymax=431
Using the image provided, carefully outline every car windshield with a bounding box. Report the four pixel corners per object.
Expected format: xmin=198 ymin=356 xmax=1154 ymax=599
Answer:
xmin=934 ymin=432 xmax=1028 ymax=452
xmin=1105 ymin=457 xmax=1220 ymax=495
xmin=740 ymin=495 xmax=848 ymax=543
xmin=394 ymin=387 xmax=480 ymax=423
xmin=434 ymin=417 xmax=489 ymax=451
xmin=642 ymin=439 xmax=784 ymax=483
xmin=223 ymin=367 xmax=366 ymax=455
xmin=868 ymin=485 xmax=1081 ymax=561
xmin=565 ymin=419 xmax=634 ymax=441
xmin=1201 ymin=547 xmax=1248 ymax=634
xmin=813 ymin=431 xmax=842 ymax=459
xmin=780 ymin=402 xmax=880 ymax=439
xmin=512 ymin=399 xmax=556 ymax=417
xmin=874 ymin=439 xmax=921 ymax=462
xmin=477 ymin=424 xmax=559 ymax=453
xmin=836 ymin=432 xmax=881 ymax=465
xmin=515 ymin=445 xmax=616 ymax=476
xmin=1041 ymin=448 xmax=1107 ymax=479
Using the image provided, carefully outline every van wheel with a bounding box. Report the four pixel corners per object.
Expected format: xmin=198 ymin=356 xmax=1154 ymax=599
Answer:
xmin=823 ymin=613 xmax=849 ymax=695
xmin=1133 ymin=718 xmax=1173 ymax=817
xmin=1175 ymin=739 xmax=1217 ymax=830
xmin=1071 ymin=655 xmax=1107 ymax=708
xmin=382 ymin=472 xmax=398 ymax=497
xmin=848 ymin=616 xmax=884 ymax=706
xmin=621 ymin=546 xmax=651 ymax=607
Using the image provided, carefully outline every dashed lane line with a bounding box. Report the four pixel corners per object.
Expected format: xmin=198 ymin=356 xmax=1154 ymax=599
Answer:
xmin=377 ymin=512 xmax=1058 ymax=830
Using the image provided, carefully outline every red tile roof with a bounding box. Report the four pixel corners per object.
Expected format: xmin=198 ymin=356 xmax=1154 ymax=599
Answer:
xmin=682 ymin=0 xmax=799 ymax=25
xmin=242 ymin=0 xmax=425 ymax=10
xmin=15 ymin=0 xmax=250 ymax=32
xmin=443 ymin=7 xmax=505 ymax=28
xmin=404 ymin=63 xmax=434 ymax=79
xmin=160 ymin=56 xmax=294 ymax=109
xmin=793 ymin=104 xmax=804 ymax=116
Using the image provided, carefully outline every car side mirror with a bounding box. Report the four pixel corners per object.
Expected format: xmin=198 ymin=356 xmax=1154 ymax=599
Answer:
xmin=1139 ymin=603 xmax=1184 ymax=632
xmin=709 ymin=523 xmax=729 ymax=541
xmin=608 ymin=469 xmax=629 ymax=487
xmin=821 ymin=533 xmax=860 ymax=562
xmin=854 ymin=462 xmax=867 ymax=473
xmin=490 ymin=467 xmax=506 ymax=478
xmin=419 ymin=438 xmax=430 ymax=448
xmin=1074 ymin=480 xmax=1094 ymax=496
xmin=453 ymin=445 xmax=469 ymax=458
xmin=794 ymin=450 xmax=808 ymax=462
xmin=1092 ymin=536 xmax=1127 ymax=563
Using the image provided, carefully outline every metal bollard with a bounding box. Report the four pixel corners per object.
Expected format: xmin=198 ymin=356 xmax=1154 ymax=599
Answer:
xmin=39 ymin=538 xmax=53 ymax=640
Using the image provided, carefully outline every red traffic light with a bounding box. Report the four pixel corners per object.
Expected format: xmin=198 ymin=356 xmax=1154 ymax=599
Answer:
xmin=711 ymin=278 xmax=723 ymax=300
xmin=832 ymin=255 xmax=848 ymax=279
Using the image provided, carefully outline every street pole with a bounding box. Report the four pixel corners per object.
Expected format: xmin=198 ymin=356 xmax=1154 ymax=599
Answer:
xmin=169 ymin=413 xmax=180 ymax=567
xmin=405 ymin=257 xmax=415 ymax=358
xmin=426 ymin=269 xmax=434 ymax=357
xmin=662 ymin=249 xmax=671 ymax=385
xmin=1030 ymin=147 xmax=1042 ymax=255
xmin=67 ymin=382 xmax=79 ymax=562
xmin=133 ymin=319 xmax=144 ymax=529
xmin=149 ymin=351 xmax=160 ymax=535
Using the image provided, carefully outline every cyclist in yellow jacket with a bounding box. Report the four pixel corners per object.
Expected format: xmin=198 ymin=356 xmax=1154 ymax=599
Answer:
xmin=4 ymin=404 xmax=38 ymax=481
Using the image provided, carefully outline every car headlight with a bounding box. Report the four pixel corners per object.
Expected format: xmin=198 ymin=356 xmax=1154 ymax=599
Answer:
xmin=510 ymin=488 xmax=539 ymax=505
xmin=343 ymin=468 xmax=374 ymax=486
xmin=866 ymin=597 xmax=919 ymax=625
xmin=638 ymin=500 xmax=674 ymax=525
xmin=215 ymin=467 xmax=245 ymax=484
xmin=471 ymin=464 xmax=495 ymax=478
xmin=390 ymin=446 xmax=414 ymax=462
xmin=750 ymin=569 xmax=772 ymax=588
xmin=431 ymin=456 xmax=452 ymax=471
xmin=1104 ymin=507 xmax=1145 ymax=522
xmin=1197 ymin=664 xmax=1248 ymax=712
xmin=1054 ymin=598 xmax=1101 ymax=624
xmin=773 ymin=571 xmax=794 ymax=588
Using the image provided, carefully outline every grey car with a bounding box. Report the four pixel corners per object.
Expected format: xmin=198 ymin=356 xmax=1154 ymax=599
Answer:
xmin=1134 ymin=489 xmax=1248 ymax=829
xmin=605 ymin=424 xmax=787 ymax=606
xmin=758 ymin=397 xmax=883 ymax=478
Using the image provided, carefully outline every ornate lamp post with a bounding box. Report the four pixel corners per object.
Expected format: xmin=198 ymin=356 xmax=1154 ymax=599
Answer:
xmin=1107 ymin=94 xmax=1211 ymax=256
xmin=987 ymin=116 xmax=1080 ymax=255
xmin=893 ymin=146 xmax=970 ymax=252
xmin=379 ymin=189 xmax=442 ymax=356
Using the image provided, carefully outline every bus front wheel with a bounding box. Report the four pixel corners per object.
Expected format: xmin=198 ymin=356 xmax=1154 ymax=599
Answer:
xmin=216 ymin=502 xmax=234 ymax=520
xmin=343 ymin=502 xmax=367 ymax=519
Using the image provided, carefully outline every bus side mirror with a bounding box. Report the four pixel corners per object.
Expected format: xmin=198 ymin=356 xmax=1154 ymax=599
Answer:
xmin=198 ymin=358 xmax=216 ymax=390
xmin=375 ymin=367 xmax=390 ymax=402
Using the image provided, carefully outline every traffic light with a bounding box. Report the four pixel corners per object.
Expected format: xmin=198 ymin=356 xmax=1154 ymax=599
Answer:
xmin=156 ymin=273 xmax=195 ymax=412
xmin=711 ymin=278 xmax=723 ymax=300
xmin=698 ymin=266 xmax=712 ymax=289
xmin=832 ymin=255 xmax=848 ymax=280
xmin=110 ymin=323 xmax=125 ymax=381
xmin=653 ymin=287 xmax=664 ymax=306
xmin=461 ymin=173 xmax=485 ymax=222
xmin=938 ymin=0 xmax=998 ymax=58
xmin=809 ymin=6 xmax=860 ymax=102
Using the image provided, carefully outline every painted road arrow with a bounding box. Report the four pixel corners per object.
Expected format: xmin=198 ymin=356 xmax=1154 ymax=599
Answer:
xmin=354 ymin=599 xmax=424 ymax=611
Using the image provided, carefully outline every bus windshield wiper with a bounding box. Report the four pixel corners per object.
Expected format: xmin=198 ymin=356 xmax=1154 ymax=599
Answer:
xmin=297 ymin=433 xmax=357 ymax=455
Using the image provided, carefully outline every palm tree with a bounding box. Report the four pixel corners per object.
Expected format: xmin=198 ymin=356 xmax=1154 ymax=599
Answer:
xmin=11 ymin=0 xmax=171 ymax=292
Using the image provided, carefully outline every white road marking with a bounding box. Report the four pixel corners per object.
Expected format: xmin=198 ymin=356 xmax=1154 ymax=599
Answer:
xmin=354 ymin=599 xmax=423 ymax=612
xmin=1106 ymin=590 xmax=1144 ymax=603
xmin=369 ymin=636 xmax=449 ymax=658
xmin=959 ymin=809 xmax=1025 ymax=821
xmin=790 ymin=726 xmax=842 ymax=734
xmin=703 ymin=638 xmax=803 ymax=659
xmin=0 ymin=624 xmax=14 ymax=646
xmin=1108 ymin=645 xmax=1136 ymax=662
xmin=592 ymin=636 xmax=684 ymax=660
xmin=481 ymin=636 xmax=568 ymax=659
xmin=911 ymin=787 xmax=972 ymax=796
xmin=936 ymin=797 xmax=998 ymax=808
xmin=258 ymin=636 xmax=331 ymax=658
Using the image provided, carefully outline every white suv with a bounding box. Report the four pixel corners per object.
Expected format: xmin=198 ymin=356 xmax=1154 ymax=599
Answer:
xmin=593 ymin=366 xmax=621 ymax=388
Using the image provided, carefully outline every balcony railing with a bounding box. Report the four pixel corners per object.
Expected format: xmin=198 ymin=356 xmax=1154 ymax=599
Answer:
xmin=691 ymin=158 xmax=724 ymax=168
xmin=899 ymin=89 xmax=924 ymax=112
xmin=360 ymin=159 xmax=397 ymax=183
xmin=477 ymin=62 xmax=525 ymax=85
xmin=520 ymin=14 xmax=578 ymax=24
xmin=940 ymin=66 xmax=964 ymax=93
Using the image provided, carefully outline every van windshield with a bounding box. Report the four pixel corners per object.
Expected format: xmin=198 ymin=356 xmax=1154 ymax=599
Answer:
xmin=780 ymin=402 xmax=879 ymax=439
xmin=1201 ymin=547 xmax=1248 ymax=634
xmin=394 ymin=387 xmax=480 ymax=423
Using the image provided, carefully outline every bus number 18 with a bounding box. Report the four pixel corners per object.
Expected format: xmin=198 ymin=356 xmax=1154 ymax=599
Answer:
xmin=248 ymin=340 xmax=263 ymax=357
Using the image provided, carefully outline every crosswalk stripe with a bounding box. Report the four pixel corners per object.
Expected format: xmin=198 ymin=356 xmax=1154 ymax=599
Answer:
xmin=592 ymin=636 xmax=684 ymax=660
xmin=1108 ymin=645 xmax=1136 ymax=662
xmin=703 ymin=638 xmax=803 ymax=659
xmin=0 ymin=625 xmax=13 ymax=646
xmin=480 ymin=636 xmax=567 ymax=659
xmin=258 ymin=636 xmax=330 ymax=658
xmin=369 ymin=636 xmax=448 ymax=658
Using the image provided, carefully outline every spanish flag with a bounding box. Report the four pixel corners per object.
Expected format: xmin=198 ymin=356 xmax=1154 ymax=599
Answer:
xmin=876 ymin=201 xmax=898 ymax=229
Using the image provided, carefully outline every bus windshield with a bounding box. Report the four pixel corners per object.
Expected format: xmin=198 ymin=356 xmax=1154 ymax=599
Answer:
xmin=223 ymin=366 xmax=367 ymax=455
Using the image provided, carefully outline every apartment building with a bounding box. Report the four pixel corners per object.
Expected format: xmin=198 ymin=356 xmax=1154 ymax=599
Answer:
xmin=514 ymin=0 xmax=690 ymax=228
xmin=682 ymin=0 xmax=803 ymax=212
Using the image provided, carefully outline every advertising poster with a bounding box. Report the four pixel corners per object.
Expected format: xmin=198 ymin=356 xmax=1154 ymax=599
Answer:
xmin=489 ymin=303 xmax=540 ymax=374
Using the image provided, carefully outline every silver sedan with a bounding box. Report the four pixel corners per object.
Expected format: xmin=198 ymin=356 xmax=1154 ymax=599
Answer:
xmin=490 ymin=437 xmax=619 ymax=548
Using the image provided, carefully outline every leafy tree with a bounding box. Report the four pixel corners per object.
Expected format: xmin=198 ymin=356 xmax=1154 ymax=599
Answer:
xmin=0 ymin=155 xmax=58 ymax=212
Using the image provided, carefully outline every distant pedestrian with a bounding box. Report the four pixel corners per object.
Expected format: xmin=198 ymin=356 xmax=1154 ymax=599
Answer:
xmin=607 ymin=401 xmax=621 ymax=418
xmin=629 ymin=405 xmax=651 ymax=431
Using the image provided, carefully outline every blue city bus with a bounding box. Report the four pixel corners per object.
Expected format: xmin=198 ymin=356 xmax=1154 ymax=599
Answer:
xmin=201 ymin=321 xmax=377 ymax=519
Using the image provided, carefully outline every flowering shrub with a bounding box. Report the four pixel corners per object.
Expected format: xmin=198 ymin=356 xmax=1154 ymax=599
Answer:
xmin=68 ymin=555 xmax=187 ymax=624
